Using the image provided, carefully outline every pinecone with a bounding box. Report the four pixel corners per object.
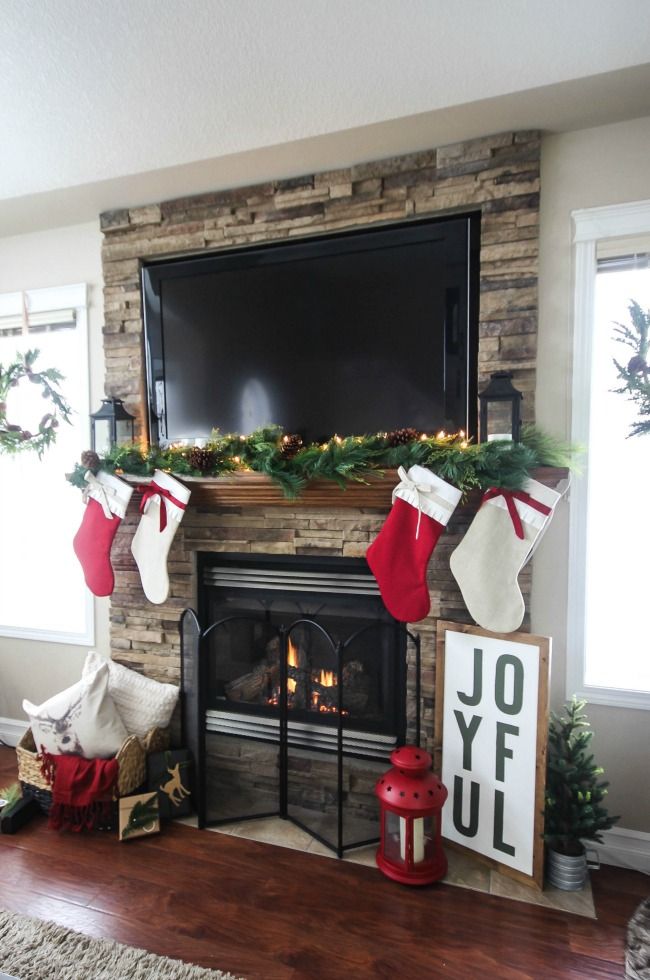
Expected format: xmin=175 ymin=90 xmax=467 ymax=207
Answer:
xmin=81 ymin=449 xmax=100 ymax=472
xmin=280 ymin=433 xmax=303 ymax=458
xmin=627 ymin=354 xmax=649 ymax=377
xmin=188 ymin=446 xmax=216 ymax=473
xmin=386 ymin=427 xmax=420 ymax=447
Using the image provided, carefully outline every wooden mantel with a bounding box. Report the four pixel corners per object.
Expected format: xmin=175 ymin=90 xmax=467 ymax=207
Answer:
xmin=125 ymin=467 xmax=569 ymax=509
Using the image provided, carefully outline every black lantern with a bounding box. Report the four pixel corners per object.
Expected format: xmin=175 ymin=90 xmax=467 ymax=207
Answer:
xmin=478 ymin=371 xmax=523 ymax=443
xmin=90 ymin=398 xmax=136 ymax=453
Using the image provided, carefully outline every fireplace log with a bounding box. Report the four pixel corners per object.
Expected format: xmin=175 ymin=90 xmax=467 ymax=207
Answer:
xmin=225 ymin=661 xmax=279 ymax=702
xmin=342 ymin=661 xmax=372 ymax=714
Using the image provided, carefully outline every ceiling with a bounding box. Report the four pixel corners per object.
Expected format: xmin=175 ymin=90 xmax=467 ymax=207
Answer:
xmin=3 ymin=0 xmax=650 ymax=235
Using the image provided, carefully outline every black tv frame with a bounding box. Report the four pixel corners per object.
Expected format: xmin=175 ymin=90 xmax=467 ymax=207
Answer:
xmin=141 ymin=211 xmax=481 ymax=446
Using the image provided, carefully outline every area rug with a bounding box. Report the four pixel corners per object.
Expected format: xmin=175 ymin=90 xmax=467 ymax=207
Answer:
xmin=0 ymin=909 xmax=244 ymax=980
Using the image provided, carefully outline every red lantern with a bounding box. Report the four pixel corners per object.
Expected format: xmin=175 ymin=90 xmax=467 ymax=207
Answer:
xmin=375 ymin=745 xmax=448 ymax=886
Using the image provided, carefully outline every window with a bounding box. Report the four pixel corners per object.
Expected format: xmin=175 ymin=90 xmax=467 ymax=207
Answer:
xmin=568 ymin=202 xmax=650 ymax=709
xmin=0 ymin=283 xmax=93 ymax=644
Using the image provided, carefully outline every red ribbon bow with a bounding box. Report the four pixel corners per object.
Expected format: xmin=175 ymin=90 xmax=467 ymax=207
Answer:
xmin=137 ymin=481 xmax=187 ymax=532
xmin=481 ymin=487 xmax=552 ymax=540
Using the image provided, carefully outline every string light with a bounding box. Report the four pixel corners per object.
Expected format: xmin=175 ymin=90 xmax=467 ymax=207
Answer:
xmin=71 ymin=425 xmax=564 ymax=505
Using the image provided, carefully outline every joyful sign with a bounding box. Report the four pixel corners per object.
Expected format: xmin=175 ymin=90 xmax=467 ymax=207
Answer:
xmin=435 ymin=623 xmax=550 ymax=884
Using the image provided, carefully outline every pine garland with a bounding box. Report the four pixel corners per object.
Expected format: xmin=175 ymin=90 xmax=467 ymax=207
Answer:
xmin=66 ymin=424 xmax=577 ymax=500
xmin=612 ymin=299 xmax=650 ymax=437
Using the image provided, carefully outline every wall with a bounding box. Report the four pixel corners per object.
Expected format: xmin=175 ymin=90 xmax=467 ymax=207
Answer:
xmin=534 ymin=115 xmax=650 ymax=832
xmin=0 ymin=221 xmax=108 ymax=726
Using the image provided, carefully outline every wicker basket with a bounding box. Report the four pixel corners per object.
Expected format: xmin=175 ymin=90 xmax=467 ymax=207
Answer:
xmin=17 ymin=726 xmax=169 ymax=816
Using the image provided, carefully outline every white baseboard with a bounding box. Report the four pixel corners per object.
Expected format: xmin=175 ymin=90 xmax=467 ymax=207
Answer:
xmin=593 ymin=827 xmax=650 ymax=875
xmin=0 ymin=716 xmax=28 ymax=748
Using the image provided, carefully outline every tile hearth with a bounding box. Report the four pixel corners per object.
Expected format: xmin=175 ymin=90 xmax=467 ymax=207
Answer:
xmin=179 ymin=813 xmax=596 ymax=919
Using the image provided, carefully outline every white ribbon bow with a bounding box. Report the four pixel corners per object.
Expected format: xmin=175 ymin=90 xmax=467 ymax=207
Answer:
xmin=393 ymin=465 xmax=431 ymax=539
xmin=82 ymin=471 xmax=117 ymax=520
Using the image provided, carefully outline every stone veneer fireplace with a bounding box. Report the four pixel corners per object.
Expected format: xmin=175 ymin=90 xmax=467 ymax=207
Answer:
xmin=103 ymin=130 xmax=541 ymax=777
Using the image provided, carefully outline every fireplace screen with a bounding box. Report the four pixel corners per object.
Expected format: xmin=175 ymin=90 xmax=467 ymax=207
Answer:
xmin=183 ymin=553 xmax=420 ymax=854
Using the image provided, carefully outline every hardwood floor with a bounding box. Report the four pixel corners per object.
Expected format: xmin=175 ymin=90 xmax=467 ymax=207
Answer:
xmin=0 ymin=745 xmax=646 ymax=979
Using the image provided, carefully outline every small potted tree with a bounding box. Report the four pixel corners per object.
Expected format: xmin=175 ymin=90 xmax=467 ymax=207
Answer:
xmin=544 ymin=696 xmax=619 ymax=890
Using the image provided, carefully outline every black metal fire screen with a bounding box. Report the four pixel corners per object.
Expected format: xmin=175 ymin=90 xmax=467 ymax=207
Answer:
xmin=180 ymin=609 xmax=421 ymax=858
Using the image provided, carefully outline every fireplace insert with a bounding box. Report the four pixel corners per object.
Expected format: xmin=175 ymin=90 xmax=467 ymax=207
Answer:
xmin=198 ymin=553 xmax=408 ymax=754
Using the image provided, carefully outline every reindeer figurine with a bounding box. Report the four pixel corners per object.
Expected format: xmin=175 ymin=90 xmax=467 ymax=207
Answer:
xmin=160 ymin=762 xmax=191 ymax=808
xmin=37 ymin=694 xmax=85 ymax=755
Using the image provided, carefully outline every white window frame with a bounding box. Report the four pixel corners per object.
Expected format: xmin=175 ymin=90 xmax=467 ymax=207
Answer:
xmin=568 ymin=199 xmax=650 ymax=710
xmin=0 ymin=282 xmax=94 ymax=646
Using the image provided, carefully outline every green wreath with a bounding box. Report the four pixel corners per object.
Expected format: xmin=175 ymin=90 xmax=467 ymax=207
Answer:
xmin=0 ymin=349 xmax=72 ymax=456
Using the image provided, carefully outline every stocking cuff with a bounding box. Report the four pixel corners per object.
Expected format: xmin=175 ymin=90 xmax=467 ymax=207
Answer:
xmin=146 ymin=469 xmax=191 ymax=524
xmin=393 ymin=465 xmax=462 ymax=527
xmin=483 ymin=477 xmax=560 ymax=531
xmin=84 ymin=470 xmax=133 ymax=520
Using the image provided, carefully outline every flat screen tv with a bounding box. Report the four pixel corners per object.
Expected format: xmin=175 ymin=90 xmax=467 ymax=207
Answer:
xmin=142 ymin=213 xmax=479 ymax=446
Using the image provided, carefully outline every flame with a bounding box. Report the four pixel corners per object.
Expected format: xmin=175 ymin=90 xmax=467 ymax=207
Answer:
xmin=287 ymin=638 xmax=299 ymax=669
xmin=287 ymin=677 xmax=296 ymax=694
xmin=318 ymin=669 xmax=335 ymax=687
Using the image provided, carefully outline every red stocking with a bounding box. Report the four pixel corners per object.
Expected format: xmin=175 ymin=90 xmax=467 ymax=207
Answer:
xmin=73 ymin=471 xmax=133 ymax=597
xmin=366 ymin=465 xmax=461 ymax=622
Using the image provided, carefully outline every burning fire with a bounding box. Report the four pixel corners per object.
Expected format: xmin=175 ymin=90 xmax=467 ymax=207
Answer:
xmin=311 ymin=668 xmax=342 ymax=713
xmin=287 ymin=638 xmax=299 ymax=669
xmin=287 ymin=639 xmax=299 ymax=694
xmin=266 ymin=639 xmax=347 ymax=715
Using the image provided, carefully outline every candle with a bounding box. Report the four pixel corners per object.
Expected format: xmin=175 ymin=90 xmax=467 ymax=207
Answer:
xmin=399 ymin=816 xmax=425 ymax=863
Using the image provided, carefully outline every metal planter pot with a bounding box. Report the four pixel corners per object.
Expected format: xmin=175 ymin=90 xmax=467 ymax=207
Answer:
xmin=546 ymin=847 xmax=588 ymax=891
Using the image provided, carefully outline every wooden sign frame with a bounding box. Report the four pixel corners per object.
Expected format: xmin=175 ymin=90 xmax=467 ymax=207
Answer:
xmin=434 ymin=621 xmax=551 ymax=889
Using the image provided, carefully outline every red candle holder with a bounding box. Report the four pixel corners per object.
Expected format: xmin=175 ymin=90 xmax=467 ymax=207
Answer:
xmin=375 ymin=745 xmax=448 ymax=886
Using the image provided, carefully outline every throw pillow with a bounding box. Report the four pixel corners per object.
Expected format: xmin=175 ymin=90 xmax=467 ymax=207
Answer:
xmin=82 ymin=651 xmax=179 ymax=740
xmin=23 ymin=663 xmax=128 ymax=759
